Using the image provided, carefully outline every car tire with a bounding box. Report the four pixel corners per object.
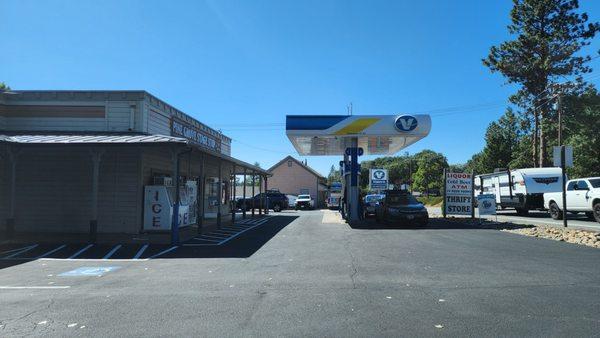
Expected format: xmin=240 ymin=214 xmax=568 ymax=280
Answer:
xmin=273 ymin=204 xmax=281 ymax=212
xmin=585 ymin=212 xmax=595 ymax=221
xmin=593 ymin=203 xmax=600 ymax=224
xmin=549 ymin=202 xmax=563 ymax=220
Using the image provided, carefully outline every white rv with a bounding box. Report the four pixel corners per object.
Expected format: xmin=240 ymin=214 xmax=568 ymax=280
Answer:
xmin=474 ymin=168 xmax=565 ymax=215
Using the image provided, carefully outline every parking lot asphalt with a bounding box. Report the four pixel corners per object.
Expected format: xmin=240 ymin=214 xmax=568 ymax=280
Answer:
xmin=1 ymin=210 xmax=599 ymax=337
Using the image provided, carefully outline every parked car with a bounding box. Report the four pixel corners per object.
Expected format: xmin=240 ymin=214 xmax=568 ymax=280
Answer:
xmin=363 ymin=194 xmax=385 ymax=216
xmin=237 ymin=190 xmax=289 ymax=212
xmin=543 ymin=177 xmax=600 ymax=223
xmin=286 ymin=195 xmax=298 ymax=208
xmin=295 ymin=194 xmax=314 ymax=210
xmin=375 ymin=190 xmax=428 ymax=226
xmin=475 ymin=167 xmax=565 ymax=215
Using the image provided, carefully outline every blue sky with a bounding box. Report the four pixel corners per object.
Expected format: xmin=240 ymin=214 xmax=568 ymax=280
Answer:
xmin=2 ymin=0 xmax=599 ymax=176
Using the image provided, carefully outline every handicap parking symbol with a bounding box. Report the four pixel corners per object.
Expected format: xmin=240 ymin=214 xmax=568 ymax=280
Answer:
xmin=59 ymin=266 xmax=121 ymax=277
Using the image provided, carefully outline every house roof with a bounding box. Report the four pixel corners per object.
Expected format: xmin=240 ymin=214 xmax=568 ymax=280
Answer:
xmin=268 ymin=155 xmax=326 ymax=180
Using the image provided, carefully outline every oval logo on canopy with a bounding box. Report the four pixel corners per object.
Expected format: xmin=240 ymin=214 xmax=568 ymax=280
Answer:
xmin=395 ymin=115 xmax=418 ymax=132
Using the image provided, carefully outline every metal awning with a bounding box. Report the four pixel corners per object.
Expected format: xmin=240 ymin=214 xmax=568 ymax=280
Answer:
xmin=0 ymin=133 xmax=271 ymax=176
xmin=286 ymin=114 xmax=431 ymax=155
xmin=0 ymin=133 xmax=188 ymax=145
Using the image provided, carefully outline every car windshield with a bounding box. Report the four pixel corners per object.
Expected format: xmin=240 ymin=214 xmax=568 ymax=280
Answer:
xmin=387 ymin=194 xmax=419 ymax=206
xmin=298 ymin=195 xmax=311 ymax=199
xmin=589 ymin=179 xmax=600 ymax=188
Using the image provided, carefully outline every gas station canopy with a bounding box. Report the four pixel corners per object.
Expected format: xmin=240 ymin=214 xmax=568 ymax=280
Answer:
xmin=286 ymin=114 xmax=431 ymax=156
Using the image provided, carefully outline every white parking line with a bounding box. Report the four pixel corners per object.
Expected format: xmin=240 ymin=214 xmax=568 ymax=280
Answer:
xmin=4 ymin=244 xmax=39 ymax=259
xmin=182 ymin=243 xmax=219 ymax=247
xmin=192 ymin=237 xmax=222 ymax=243
xmin=200 ymin=234 xmax=230 ymax=240
xmin=68 ymin=244 xmax=94 ymax=259
xmin=219 ymin=219 xmax=271 ymax=245
xmin=149 ymin=246 xmax=178 ymax=259
xmin=212 ymin=230 xmax=239 ymax=235
xmin=103 ymin=245 xmax=122 ymax=259
xmin=133 ymin=244 xmax=149 ymax=260
xmin=36 ymin=245 xmax=67 ymax=259
xmin=0 ymin=245 xmax=37 ymax=255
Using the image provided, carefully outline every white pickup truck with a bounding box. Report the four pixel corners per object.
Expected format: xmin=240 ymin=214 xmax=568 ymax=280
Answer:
xmin=543 ymin=177 xmax=600 ymax=223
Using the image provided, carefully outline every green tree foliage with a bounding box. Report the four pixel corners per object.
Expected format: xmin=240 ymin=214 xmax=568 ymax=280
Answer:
xmin=483 ymin=0 xmax=599 ymax=166
xmin=465 ymin=109 xmax=526 ymax=174
xmin=0 ymin=82 xmax=10 ymax=90
xmin=411 ymin=150 xmax=449 ymax=194
xmin=359 ymin=150 xmax=447 ymax=193
xmin=562 ymin=91 xmax=600 ymax=177
xmin=327 ymin=165 xmax=341 ymax=185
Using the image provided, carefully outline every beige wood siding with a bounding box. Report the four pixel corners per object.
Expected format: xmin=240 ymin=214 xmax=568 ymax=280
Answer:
xmin=1 ymin=100 xmax=141 ymax=132
xmin=11 ymin=147 xmax=140 ymax=234
xmin=146 ymin=106 xmax=171 ymax=135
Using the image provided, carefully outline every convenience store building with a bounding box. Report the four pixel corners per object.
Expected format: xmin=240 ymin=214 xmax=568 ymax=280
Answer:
xmin=0 ymin=90 xmax=270 ymax=243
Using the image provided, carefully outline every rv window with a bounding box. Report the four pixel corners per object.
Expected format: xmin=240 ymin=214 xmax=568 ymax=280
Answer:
xmin=589 ymin=179 xmax=600 ymax=188
xmin=567 ymin=181 xmax=577 ymax=191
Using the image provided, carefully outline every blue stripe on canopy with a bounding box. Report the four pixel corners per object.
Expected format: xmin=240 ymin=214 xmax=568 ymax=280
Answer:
xmin=286 ymin=115 xmax=349 ymax=130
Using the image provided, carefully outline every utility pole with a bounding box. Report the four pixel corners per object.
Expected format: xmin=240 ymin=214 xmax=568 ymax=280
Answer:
xmin=557 ymin=85 xmax=563 ymax=146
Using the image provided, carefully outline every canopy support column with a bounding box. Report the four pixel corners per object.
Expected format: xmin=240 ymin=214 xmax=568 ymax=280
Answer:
xmin=251 ymin=172 xmax=255 ymax=217
xmin=242 ymin=169 xmax=247 ymax=219
xmin=348 ymin=137 xmax=360 ymax=222
xmin=5 ymin=147 xmax=20 ymax=238
xmin=264 ymin=177 xmax=269 ymax=215
xmin=217 ymin=158 xmax=222 ymax=228
xmin=231 ymin=164 xmax=236 ymax=224
xmin=258 ymin=175 xmax=263 ymax=215
xmin=89 ymin=149 xmax=104 ymax=243
xmin=197 ymin=153 xmax=205 ymax=234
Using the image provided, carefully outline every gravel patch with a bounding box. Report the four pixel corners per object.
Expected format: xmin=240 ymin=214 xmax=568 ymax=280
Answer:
xmin=502 ymin=226 xmax=600 ymax=249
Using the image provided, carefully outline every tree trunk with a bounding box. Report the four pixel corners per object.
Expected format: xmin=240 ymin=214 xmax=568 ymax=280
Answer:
xmin=539 ymin=119 xmax=546 ymax=167
xmin=533 ymin=110 xmax=539 ymax=167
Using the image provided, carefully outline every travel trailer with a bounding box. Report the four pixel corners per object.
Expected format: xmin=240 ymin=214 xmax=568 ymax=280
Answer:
xmin=474 ymin=168 xmax=565 ymax=215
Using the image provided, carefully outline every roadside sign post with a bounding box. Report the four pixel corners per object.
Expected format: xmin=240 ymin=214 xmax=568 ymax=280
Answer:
xmin=477 ymin=194 xmax=497 ymax=224
xmin=444 ymin=172 xmax=474 ymax=218
xmin=471 ymin=170 xmax=475 ymax=220
xmin=442 ymin=169 xmax=447 ymax=218
xmin=369 ymin=168 xmax=389 ymax=193
xmin=553 ymin=145 xmax=573 ymax=228
xmin=561 ymin=146 xmax=568 ymax=228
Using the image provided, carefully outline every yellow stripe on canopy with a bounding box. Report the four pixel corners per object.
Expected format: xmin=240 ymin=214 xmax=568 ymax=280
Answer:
xmin=333 ymin=118 xmax=380 ymax=135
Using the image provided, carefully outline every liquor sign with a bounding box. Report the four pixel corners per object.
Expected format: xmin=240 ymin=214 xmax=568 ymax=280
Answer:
xmin=445 ymin=172 xmax=473 ymax=216
xmin=171 ymin=117 xmax=221 ymax=153
xmin=369 ymin=169 xmax=388 ymax=190
xmin=477 ymin=194 xmax=496 ymax=216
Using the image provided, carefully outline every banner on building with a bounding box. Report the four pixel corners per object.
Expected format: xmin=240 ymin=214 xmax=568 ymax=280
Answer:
xmin=143 ymin=181 xmax=198 ymax=231
xmin=444 ymin=172 xmax=473 ymax=216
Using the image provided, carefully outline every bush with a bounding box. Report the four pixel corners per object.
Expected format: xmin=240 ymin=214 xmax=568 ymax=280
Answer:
xmin=417 ymin=196 xmax=443 ymax=206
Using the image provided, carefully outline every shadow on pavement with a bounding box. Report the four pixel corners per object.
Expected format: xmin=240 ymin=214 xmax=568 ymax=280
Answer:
xmin=349 ymin=217 xmax=535 ymax=231
xmin=0 ymin=216 xmax=299 ymax=269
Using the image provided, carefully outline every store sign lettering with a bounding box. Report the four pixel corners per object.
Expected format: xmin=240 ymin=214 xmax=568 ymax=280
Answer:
xmin=171 ymin=118 xmax=221 ymax=152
